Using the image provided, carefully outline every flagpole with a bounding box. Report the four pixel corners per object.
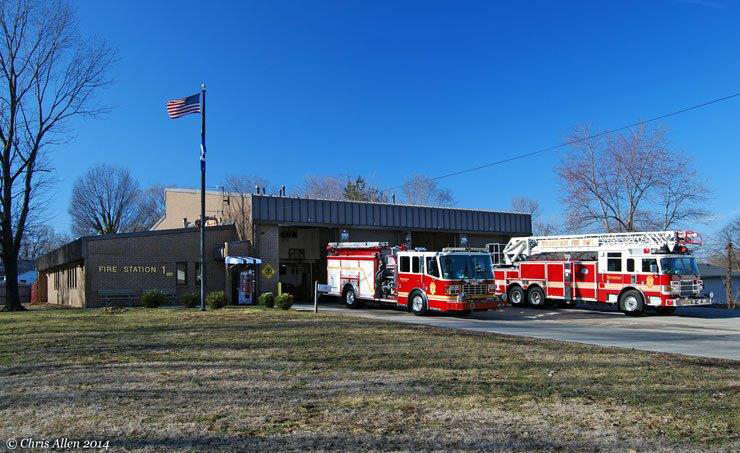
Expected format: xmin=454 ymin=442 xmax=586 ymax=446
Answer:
xmin=199 ymin=83 xmax=207 ymax=311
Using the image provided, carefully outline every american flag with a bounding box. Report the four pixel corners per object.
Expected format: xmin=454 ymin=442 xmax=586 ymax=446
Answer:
xmin=166 ymin=93 xmax=201 ymax=119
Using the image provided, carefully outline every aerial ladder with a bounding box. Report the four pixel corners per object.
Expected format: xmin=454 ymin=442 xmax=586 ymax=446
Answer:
xmin=501 ymin=231 xmax=701 ymax=265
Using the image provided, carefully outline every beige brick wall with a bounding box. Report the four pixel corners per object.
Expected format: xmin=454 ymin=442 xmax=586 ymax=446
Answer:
xmin=155 ymin=190 xmax=227 ymax=230
xmin=155 ymin=189 xmax=253 ymax=241
xmin=46 ymin=265 xmax=85 ymax=307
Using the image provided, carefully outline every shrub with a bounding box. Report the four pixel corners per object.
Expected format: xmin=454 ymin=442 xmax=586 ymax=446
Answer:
xmin=141 ymin=290 xmax=165 ymax=308
xmin=275 ymin=293 xmax=294 ymax=310
xmin=206 ymin=291 xmax=226 ymax=310
xmin=258 ymin=292 xmax=274 ymax=308
xmin=180 ymin=292 xmax=200 ymax=308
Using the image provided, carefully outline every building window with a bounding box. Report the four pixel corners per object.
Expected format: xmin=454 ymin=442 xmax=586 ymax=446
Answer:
xmin=626 ymin=258 xmax=634 ymax=273
xmin=399 ymin=256 xmax=410 ymax=273
xmin=607 ymin=252 xmax=622 ymax=272
xmin=66 ymin=269 xmax=77 ymax=289
xmin=176 ymin=262 xmax=187 ymax=285
xmin=488 ymin=243 xmax=504 ymax=265
xmin=54 ymin=271 xmax=60 ymax=290
xmin=642 ymin=258 xmax=657 ymax=273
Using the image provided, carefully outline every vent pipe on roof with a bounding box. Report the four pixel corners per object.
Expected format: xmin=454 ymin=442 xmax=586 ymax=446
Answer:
xmin=254 ymin=185 xmax=260 ymax=194
xmin=392 ymin=193 xmax=395 ymax=204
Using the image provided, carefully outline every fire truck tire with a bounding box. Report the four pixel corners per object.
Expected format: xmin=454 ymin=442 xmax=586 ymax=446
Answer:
xmin=410 ymin=291 xmax=428 ymax=315
xmin=527 ymin=286 xmax=546 ymax=308
xmin=619 ymin=290 xmax=644 ymax=316
xmin=508 ymin=286 xmax=526 ymax=306
xmin=343 ymin=286 xmax=363 ymax=309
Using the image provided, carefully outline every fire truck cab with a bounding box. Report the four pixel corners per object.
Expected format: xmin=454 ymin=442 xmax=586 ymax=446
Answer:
xmin=491 ymin=231 xmax=713 ymax=315
xmin=326 ymin=242 xmax=504 ymax=315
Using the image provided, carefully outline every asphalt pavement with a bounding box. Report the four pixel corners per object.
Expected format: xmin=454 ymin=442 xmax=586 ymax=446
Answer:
xmin=294 ymin=299 xmax=740 ymax=361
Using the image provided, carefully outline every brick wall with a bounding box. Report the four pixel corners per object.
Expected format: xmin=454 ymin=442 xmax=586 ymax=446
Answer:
xmin=256 ymin=224 xmax=279 ymax=296
xmin=82 ymin=226 xmax=238 ymax=307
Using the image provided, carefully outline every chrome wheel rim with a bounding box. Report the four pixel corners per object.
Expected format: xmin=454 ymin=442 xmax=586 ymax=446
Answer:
xmin=624 ymin=295 xmax=638 ymax=311
xmin=511 ymin=291 xmax=522 ymax=304
xmin=530 ymin=291 xmax=542 ymax=305
xmin=346 ymin=291 xmax=355 ymax=305
xmin=412 ymin=295 xmax=424 ymax=312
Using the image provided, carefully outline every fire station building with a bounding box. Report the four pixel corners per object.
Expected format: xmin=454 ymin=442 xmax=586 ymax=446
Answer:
xmin=37 ymin=188 xmax=531 ymax=307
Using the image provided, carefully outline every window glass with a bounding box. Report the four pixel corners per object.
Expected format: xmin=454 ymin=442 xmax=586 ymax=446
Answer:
xmin=412 ymin=256 xmax=420 ymax=273
xmin=176 ymin=262 xmax=187 ymax=285
xmin=607 ymin=252 xmax=622 ymax=272
xmin=439 ymin=254 xmax=493 ymax=280
xmin=400 ymin=256 xmax=410 ymax=273
xmin=642 ymin=259 xmax=657 ymax=273
xmin=626 ymin=259 xmax=634 ymax=272
xmin=660 ymin=257 xmax=699 ymax=276
xmin=426 ymin=257 xmax=439 ymax=277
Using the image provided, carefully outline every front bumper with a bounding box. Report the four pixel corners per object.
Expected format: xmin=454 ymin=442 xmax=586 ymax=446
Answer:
xmin=667 ymin=296 xmax=713 ymax=307
xmin=433 ymin=296 xmax=505 ymax=312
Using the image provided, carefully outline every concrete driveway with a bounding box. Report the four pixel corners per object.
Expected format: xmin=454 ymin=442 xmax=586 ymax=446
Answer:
xmin=294 ymin=299 xmax=740 ymax=361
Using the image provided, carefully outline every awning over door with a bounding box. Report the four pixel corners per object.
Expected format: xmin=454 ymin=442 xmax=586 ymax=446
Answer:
xmin=225 ymin=256 xmax=262 ymax=265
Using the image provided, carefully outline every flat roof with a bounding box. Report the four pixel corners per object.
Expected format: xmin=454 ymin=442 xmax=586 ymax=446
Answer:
xmin=36 ymin=225 xmax=236 ymax=272
xmin=251 ymin=194 xmax=531 ymax=234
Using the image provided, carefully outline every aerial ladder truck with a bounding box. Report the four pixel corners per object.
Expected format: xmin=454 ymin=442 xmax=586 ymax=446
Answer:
xmin=490 ymin=231 xmax=713 ymax=315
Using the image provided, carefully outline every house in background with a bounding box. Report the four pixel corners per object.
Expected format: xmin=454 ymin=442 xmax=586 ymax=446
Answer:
xmin=0 ymin=259 xmax=35 ymax=304
xmin=700 ymin=263 xmax=739 ymax=307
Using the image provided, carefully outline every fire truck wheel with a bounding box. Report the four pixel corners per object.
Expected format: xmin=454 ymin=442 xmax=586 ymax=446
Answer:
xmin=527 ymin=286 xmax=546 ymax=307
xmin=410 ymin=292 xmax=428 ymax=315
xmin=343 ymin=287 xmax=363 ymax=309
xmin=508 ymin=286 xmax=526 ymax=306
xmin=619 ymin=290 xmax=644 ymax=316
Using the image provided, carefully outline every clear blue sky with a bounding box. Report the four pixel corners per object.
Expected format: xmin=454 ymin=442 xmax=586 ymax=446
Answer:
xmin=49 ymin=0 xmax=739 ymax=235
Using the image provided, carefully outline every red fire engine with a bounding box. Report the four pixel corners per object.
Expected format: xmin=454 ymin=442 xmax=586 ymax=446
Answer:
xmin=491 ymin=231 xmax=714 ymax=315
xmin=326 ymin=242 xmax=504 ymax=315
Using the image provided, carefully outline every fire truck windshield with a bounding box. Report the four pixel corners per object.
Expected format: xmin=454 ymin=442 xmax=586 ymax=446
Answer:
xmin=660 ymin=257 xmax=699 ymax=276
xmin=439 ymin=254 xmax=493 ymax=280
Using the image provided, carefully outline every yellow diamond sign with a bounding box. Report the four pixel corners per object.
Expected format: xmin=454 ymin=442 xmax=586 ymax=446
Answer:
xmin=262 ymin=264 xmax=276 ymax=279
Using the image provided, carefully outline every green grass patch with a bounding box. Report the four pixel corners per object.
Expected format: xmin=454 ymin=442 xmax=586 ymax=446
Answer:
xmin=0 ymin=306 xmax=737 ymax=450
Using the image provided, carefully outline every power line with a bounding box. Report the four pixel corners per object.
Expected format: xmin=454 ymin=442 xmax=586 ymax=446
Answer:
xmin=380 ymin=90 xmax=740 ymax=193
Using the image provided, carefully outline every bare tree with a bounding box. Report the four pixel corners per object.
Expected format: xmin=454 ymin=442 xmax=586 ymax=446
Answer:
xmin=68 ymin=164 xmax=140 ymax=237
xmin=511 ymin=197 xmax=540 ymax=219
xmin=402 ymin=173 xmax=455 ymax=206
xmin=19 ymin=223 xmax=70 ymax=259
xmin=557 ymin=124 xmax=710 ymax=233
xmin=298 ymin=175 xmax=346 ymax=200
xmin=134 ymin=184 xmax=167 ymax=231
xmin=708 ymin=217 xmax=739 ymax=309
xmin=222 ymin=174 xmax=269 ymax=240
xmin=0 ymin=0 xmax=113 ymax=310
xmin=511 ymin=197 xmax=561 ymax=236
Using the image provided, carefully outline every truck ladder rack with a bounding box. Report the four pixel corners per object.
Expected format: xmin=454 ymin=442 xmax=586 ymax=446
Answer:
xmin=502 ymin=230 xmax=700 ymax=264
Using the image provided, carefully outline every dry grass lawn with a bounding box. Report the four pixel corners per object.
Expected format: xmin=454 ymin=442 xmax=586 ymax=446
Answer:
xmin=0 ymin=305 xmax=738 ymax=451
